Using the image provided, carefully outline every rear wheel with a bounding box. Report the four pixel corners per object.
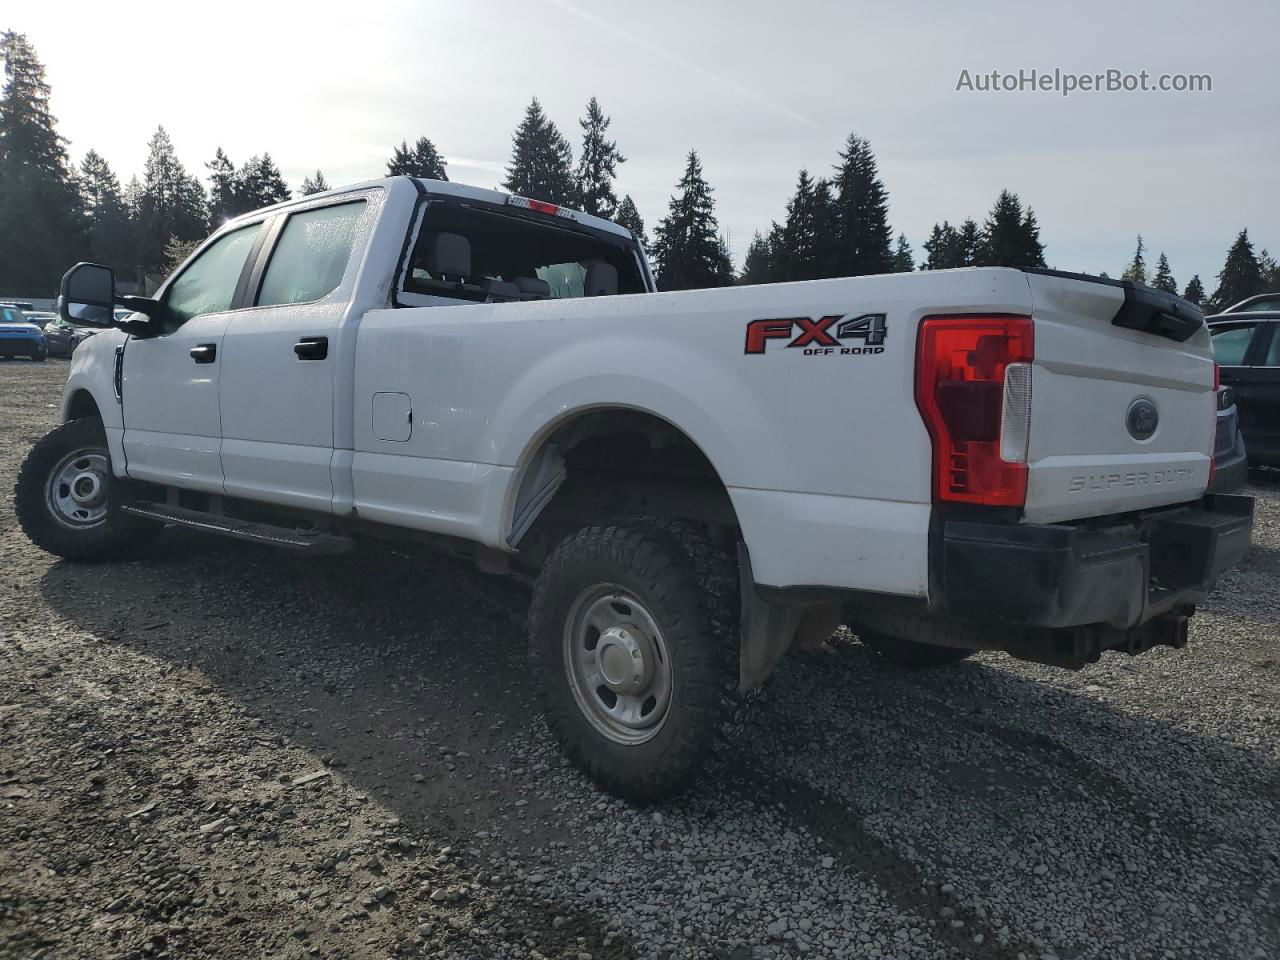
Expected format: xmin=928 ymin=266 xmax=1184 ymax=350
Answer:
xmin=529 ymin=518 xmax=741 ymax=801
xmin=14 ymin=418 xmax=160 ymax=560
xmin=857 ymin=628 xmax=975 ymax=669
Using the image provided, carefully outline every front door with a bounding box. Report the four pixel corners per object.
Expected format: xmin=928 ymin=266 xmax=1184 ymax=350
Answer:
xmin=217 ymin=198 xmax=368 ymax=512
xmin=121 ymin=222 xmax=263 ymax=492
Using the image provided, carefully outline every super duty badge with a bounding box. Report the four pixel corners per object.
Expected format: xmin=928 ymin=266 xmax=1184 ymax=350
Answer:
xmin=744 ymin=313 xmax=887 ymax=356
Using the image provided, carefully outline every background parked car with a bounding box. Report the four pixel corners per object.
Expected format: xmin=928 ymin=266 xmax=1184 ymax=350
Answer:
xmin=38 ymin=315 xmax=83 ymax=357
xmin=0 ymin=303 xmax=47 ymax=361
xmin=1209 ymin=310 xmax=1280 ymax=467
xmin=1223 ymin=292 xmax=1280 ymax=314
xmin=22 ymin=310 xmax=57 ymax=328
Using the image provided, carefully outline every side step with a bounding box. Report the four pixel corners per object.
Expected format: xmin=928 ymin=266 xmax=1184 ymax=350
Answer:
xmin=121 ymin=501 xmax=353 ymax=554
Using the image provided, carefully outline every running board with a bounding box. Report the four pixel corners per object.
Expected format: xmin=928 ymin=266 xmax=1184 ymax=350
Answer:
xmin=121 ymin=502 xmax=353 ymax=554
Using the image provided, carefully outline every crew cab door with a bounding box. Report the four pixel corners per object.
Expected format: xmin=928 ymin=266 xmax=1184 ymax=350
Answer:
xmin=216 ymin=198 xmax=369 ymax=512
xmin=121 ymin=222 xmax=264 ymax=492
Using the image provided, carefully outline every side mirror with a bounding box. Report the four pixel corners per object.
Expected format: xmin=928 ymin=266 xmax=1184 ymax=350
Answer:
xmin=59 ymin=262 xmax=163 ymax=336
xmin=60 ymin=262 xmax=116 ymax=327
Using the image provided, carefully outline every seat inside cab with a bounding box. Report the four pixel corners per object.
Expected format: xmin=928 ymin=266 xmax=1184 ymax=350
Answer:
xmin=402 ymin=199 xmax=643 ymax=304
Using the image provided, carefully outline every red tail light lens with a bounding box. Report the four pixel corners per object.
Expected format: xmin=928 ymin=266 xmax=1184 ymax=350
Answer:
xmin=915 ymin=315 xmax=1034 ymax=506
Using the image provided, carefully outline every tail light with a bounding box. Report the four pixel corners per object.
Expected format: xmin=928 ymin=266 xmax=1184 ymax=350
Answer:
xmin=915 ymin=315 xmax=1034 ymax=506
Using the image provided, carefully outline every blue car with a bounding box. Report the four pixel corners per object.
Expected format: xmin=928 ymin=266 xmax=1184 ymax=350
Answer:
xmin=0 ymin=303 xmax=47 ymax=361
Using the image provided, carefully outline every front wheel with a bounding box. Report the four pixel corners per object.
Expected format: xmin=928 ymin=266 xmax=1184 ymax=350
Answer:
xmin=14 ymin=418 xmax=160 ymax=560
xmin=529 ymin=519 xmax=741 ymax=802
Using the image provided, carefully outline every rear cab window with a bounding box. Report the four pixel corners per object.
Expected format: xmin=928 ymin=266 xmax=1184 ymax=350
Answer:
xmin=400 ymin=198 xmax=646 ymax=305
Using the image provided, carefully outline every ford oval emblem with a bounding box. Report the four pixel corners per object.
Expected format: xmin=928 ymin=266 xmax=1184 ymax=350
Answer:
xmin=1126 ymin=398 xmax=1159 ymax=441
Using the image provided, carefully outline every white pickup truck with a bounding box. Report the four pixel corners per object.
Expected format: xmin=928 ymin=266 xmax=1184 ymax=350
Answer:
xmin=15 ymin=176 xmax=1253 ymax=799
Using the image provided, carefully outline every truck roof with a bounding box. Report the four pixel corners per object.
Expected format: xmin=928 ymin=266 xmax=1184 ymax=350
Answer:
xmin=225 ymin=176 xmax=635 ymax=242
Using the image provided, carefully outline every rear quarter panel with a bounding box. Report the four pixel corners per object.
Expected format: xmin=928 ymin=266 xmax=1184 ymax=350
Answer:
xmin=352 ymin=268 xmax=1035 ymax=595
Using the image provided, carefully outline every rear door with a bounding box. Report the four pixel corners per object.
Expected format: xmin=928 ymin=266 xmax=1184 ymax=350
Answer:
xmin=121 ymin=222 xmax=263 ymax=492
xmin=1021 ymin=273 xmax=1214 ymax=523
xmin=1214 ymin=318 xmax=1280 ymax=463
xmin=216 ymin=197 xmax=370 ymax=512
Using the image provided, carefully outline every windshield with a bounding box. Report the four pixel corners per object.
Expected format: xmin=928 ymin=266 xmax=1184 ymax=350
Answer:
xmin=403 ymin=199 xmax=645 ymax=303
xmin=0 ymin=306 xmax=27 ymax=324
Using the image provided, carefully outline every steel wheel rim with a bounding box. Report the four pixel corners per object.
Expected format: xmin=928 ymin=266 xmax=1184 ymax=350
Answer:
xmin=47 ymin=448 xmax=110 ymax=529
xmin=563 ymin=584 xmax=673 ymax=745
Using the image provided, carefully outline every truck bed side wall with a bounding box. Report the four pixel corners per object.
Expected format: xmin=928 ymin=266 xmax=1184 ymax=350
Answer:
xmin=350 ymin=269 xmax=1037 ymax=596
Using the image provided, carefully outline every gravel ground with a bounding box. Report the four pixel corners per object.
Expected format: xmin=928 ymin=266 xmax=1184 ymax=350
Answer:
xmin=1 ymin=358 xmax=1277 ymax=960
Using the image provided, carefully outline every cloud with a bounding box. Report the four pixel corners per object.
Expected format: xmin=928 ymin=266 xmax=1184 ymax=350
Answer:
xmin=539 ymin=0 xmax=832 ymax=135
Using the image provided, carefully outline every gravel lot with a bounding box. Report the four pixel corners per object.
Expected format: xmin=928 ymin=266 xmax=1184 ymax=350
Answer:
xmin=1 ymin=358 xmax=1277 ymax=960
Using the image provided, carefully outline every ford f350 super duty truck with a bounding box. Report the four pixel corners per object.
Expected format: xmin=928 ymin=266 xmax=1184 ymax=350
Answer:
xmin=14 ymin=177 xmax=1253 ymax=800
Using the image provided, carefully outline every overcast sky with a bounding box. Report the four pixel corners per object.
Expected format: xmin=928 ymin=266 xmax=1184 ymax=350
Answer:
xmin=11 ymin=0 xmax=1279 ymax=285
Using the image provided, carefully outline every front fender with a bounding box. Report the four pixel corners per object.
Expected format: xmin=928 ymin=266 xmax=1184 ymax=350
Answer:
xmin=61 ymin=330 xmax=128 ymax=475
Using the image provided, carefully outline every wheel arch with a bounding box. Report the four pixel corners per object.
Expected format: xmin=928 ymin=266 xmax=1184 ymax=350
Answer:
xmin=63 ymin=388 xmax=102 ymax=423
xmin=504 ymin=403 xmax=741 ymax=549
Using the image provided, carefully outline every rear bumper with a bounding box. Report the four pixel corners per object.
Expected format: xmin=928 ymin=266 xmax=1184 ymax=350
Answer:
xmin=940 ymin=494 xmax=1253 ymax=630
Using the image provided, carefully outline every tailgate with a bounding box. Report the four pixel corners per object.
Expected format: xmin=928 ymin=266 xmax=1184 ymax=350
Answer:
xmin=1022 ymin=271 xmax=1213 ymax=524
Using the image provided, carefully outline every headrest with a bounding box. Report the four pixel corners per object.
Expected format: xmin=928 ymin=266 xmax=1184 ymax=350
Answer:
xmin=513 ymin=276 xmax=551 ymax=299
xmin=426 ymin=232 xmax=470 ymax=278
xmin=584 ymin=261 xmax=618 ymax=297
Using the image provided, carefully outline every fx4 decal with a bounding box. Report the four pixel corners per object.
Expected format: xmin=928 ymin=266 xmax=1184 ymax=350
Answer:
xmin=744 ymin=313 xmax=888 ymax=356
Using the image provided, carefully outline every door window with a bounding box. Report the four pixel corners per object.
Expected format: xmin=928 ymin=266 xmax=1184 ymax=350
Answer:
xmin=1210 ymin=323 xmax=1259 ymax=366
xmin=162 ymin=223 xmax=261 ymax=332
xmin=1261 ymin=324 xmax=1280 ymax=366
xmin=257 ymin=201 xmax=365 ymax=307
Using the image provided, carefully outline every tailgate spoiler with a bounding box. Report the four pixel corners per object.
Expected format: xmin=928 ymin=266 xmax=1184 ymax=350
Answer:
xmin=1021 ymin=268 xmax=1205 ymax=343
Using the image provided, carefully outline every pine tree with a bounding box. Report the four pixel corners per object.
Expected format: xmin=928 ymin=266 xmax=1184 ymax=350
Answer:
xmin=650 ymin=150 xmax=734 ymax=291
xmin=1018 ymin=207 xmax=1047 ymax=268
xmin=299 ymin=170 xmax=330 ymax=196
xmin=923 ymin=222 xmax=962 ymax=270
xmin=1258 ymin=249 xmax=1280 ymax=291
xmin=137 ymin=126 xmax=207 ymax=274
xmin=79 ymin=149 xmax=131 ymax=274
xmin=614 ymin=194 xmax=648 ymax=252
xmin=957 ymin=219 xmax=980 ymax=266
xmin=831 ymin=133 xmax=893 ymax=277
xmin=503 ymin=98 xmax=574 ymax=205
xmin=1209 ymin=229 xmax=1264 ymax=311
xmin=235 ymin=153 xmax=290 ymax=210
xmin=976 ymin=190 xmax=1044 ymax=267
xmin=1182 ymin=275 xmax=1205 ymax=305
xmin=890 ymin=233 xmax=914 ymax=272
xmin=205 ymin=147 xmax=238 ymax=227
xmin=922 ymin=223 xmax=945 ymax=269
xmin=572 ymin=97 xmax=625 ymax=218
xmin=1151 ymin=252 xmax=1177 ymax=293
xmin=0 ymin=31 xmax=86 ymax=296
xmin=739 ymin=230 xmax=775 ymax=284
xmin=1121 ymin=235 xmax=1148 ymax=284
xmin=386 ymin=137 xmax=447 ymax=180
xmin=777 ymin=170 xmax=837 ymax=281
